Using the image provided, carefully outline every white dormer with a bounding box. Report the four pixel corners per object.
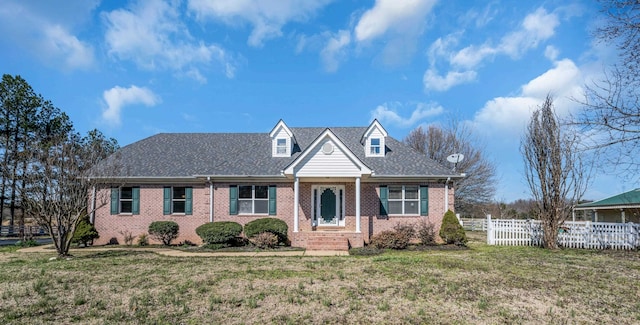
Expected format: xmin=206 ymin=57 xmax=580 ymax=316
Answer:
xmin=362 ymin=119 xmax=388 ymax=157
xmin=269 ymin=119 xmax=295 ymax=157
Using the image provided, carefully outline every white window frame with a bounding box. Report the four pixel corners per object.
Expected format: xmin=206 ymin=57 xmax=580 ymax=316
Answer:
xmin=370 ymin=138 xmax=381 ymax=155
xmin=119 ymin=186 xmax=133 ymax=214
xmin=172 ymin=187 xmax=186 ymax=214
xmin=388 ymin=185 xmax=419 ymax=215
xmin=238 ymin=185 xmax=269 ymax=215
xmin=276 ymin=138 xmax=288 ymax=155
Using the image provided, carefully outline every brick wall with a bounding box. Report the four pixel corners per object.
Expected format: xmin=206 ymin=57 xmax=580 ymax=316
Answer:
xmin=93 ymin=180 xmax=454 ymax=247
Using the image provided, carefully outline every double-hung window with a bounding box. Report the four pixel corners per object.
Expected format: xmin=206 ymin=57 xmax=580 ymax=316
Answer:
xmin=110 ymin=187 xmax=139 ymax=215
xmin=276 ymin=138 xmax=287 ymax=155
xmin=239 ymin=185 xmax=269 ymax=214
xmin=388 ymin=185 xmax=419 ymax=215
xmin=163 ymin=187 xmax=192 ymax=215
xmin=370 ymin=138 xmax=381 ymax=155
xmin=230 ymin=185 xmax=276 ymax=215
xmin=120 ymin=187 xmax=133 ymax=213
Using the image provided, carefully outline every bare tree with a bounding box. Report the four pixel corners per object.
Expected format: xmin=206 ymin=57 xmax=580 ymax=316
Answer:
xmin=522 ymin=95 xmax=590 ymax=249
xmin=22 ymin=130 xmax=118 ymax=257
xmin=404 ymin=122 xmax=497 ymax=215
xmin=574 ymin=1 xmax=640 ymax=176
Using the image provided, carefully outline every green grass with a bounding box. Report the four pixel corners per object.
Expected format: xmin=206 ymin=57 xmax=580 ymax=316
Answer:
xmin=0 ymin=232 xmax=639 ymax=324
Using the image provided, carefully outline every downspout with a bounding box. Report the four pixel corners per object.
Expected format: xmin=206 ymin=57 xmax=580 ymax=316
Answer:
xmin=444 ymin=177 xmax=451 ymax=213
xmin=208 ymin=177 xmax=213 ymax=223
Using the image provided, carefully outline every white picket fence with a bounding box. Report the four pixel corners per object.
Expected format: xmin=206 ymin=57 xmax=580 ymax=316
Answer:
xmin=460 ymin=218 xmax=487 ymax=231
xmin=486 ymin=215 xmax=640 ymax=250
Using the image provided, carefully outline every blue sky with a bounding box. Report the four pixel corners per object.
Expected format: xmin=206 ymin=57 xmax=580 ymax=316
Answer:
xmin=0 ymin=0 xmax=625 ymax=202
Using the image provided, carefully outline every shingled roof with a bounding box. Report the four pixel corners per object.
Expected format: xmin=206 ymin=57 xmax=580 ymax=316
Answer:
xmin=108 ymin=127 xmax=455 ymax=178
xmin=575 ymin=188 xmax=640 ymax=209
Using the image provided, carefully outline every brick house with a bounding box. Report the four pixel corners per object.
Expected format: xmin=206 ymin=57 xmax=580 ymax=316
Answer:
xmin=91 ymin=120 xmax=464 ymax=250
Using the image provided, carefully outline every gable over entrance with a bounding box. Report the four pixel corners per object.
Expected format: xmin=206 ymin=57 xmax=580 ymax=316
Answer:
xmin=283 ymin=129 xmax=371 ymax=178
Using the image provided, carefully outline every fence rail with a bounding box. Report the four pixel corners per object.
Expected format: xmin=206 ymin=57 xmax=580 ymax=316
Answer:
xmin=460 ymin=218 xmax=487 ymax=231
xmin=486 ymin=215 xmax=640 ymax=250
xmin=0 ymin=225 xmax=49 ymax=237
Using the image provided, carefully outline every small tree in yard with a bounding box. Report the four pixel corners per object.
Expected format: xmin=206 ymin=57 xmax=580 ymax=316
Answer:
xmin=72 ymin=214 xmax=99 ymax=247
xmin=22 ymin=129 xmax=119 ymax=257
xmin=439 ymin=210 xmax=467 ymax=246
xmin=148 ymin=221 xmax=179 ymax=246
xmin=522 ymin=95 xmax=589 ymax=249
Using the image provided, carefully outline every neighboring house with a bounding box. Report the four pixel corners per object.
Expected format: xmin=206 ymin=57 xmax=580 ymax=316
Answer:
xmin=91 ymin=120 xmax=464 ymax=250
xmin=574 ymin=188 xmax=640 ymax=223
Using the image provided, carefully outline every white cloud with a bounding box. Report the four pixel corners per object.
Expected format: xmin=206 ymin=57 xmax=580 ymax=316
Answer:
xmin=544 ymin=45 xmax=559 ymax=61
xmin=371 ymin=102 xmax=444 ymax=128
xmin=423 ymin=69 xmax=477 ymax=92
xmin=104 ymin=0 xmax=236 ymax=81
xmin=0 ymin=1 xmax=95 ymax=70
xmin=320 ymin=30 xmax=351 ymax=72
xmin=102 ymin=85 xmax=161 ymax=126
xmin=426 ymin=7 xmax=561 ymax=91
xmin=188 ymin=0 xmax=331 ymax=47
xmin=499 ymin=7 xmax=559 ymax=58
xmin=473 ymin=58 xmax=583 ymax=138
xmin=354 ymin=0 xmax=436 ymax=42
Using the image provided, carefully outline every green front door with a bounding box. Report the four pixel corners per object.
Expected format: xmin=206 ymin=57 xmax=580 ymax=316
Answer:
xmin=320 ymin=188 xmax=337 ymax=225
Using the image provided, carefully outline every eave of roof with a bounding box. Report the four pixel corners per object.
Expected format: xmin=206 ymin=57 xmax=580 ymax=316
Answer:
xmin=575 ymin=188 xmax=640 ymax=209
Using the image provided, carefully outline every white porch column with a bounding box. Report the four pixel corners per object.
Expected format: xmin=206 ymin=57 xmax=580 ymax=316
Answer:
xmin=294 ymin=177 xmax=299 ymax=232
xmin=594 ymin=210 xmax=598 ymax=222
xmin=355 ymin=177 xmax=361 ymax=233
xmin=621 ymin=209 xmax=626 ymax=223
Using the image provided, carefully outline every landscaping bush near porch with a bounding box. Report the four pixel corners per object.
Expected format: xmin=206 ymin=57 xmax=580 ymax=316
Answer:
xmin=439 ymin=210 xmax=468 ymax=246
xmin=196 ymin=221 xmax=243 ymax=247
xmin=244 ymin=218 xmax=289 ymax=245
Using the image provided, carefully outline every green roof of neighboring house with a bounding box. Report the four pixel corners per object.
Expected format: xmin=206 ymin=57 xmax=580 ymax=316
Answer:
xmin=576 ymin=188 xmax=640 ymax=208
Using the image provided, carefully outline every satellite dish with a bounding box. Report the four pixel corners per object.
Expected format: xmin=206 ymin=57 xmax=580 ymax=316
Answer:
xmin=447 ymin=153 xmax=464 ymax=172
xmin=447 ymin=153 xmax=464 ymax=163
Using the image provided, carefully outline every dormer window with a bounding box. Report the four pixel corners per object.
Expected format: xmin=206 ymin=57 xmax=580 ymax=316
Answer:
xmin=370 ymin=138 xmax=381 ymax=155
xmin=363 ymin=119 xmax=388 ymax=157
xmin=276 ymin=138 xmax=287 ymax=155
xmin=270 ymin=119 xmax=295 ymax=157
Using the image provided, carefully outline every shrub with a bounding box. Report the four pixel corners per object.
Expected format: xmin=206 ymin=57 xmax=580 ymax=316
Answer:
xmin=119 ymin=230 xmax=135 ymax=246
xmin=393 ymin=223 xmax=416 ymax=244
xmin=250 ymin=232 xmax=278 ymax=249
xmin=72 ymin=215 xmax=99 ymax=247
xmin=439 ymin=210 xmax=468 ymax=246
xmin=148 ymin=221 xmax=179 ymax=246
xmin=244 ymin=218 xmax=288 ymax=245
xmin=371 ymin=230 xmax=410 ymax=249
xmin=195 ymin=222 xmax=242 ymax=246
xmin=137 ymin=233 xmax=149 ymax=246
xmin=417 ymin=219 xmax=436 ymax=245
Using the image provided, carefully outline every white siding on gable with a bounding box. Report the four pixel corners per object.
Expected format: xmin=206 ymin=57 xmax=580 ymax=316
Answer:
xmin=295 ymin=139 xmax=363 ymax=177
xmin=271 ymin=127 xmax=291 ymax=157
xmin=365 ymin=127 xmax=385 ymax=157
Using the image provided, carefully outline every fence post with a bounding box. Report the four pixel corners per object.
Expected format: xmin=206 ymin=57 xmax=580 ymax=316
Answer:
xmin=486 ymin=214 xmax=493 ymax=245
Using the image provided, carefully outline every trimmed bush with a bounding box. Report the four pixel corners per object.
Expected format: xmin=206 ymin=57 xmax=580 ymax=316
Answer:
xmin=72 ymin=215 xmax=99 ymax=247
xmin=196 ymin=221 xmax=243 ymax=246
xmin=371 ymin=230 xmax=410 ymax=249
xmin=417 ymin=219 xmax=436 ymax=245
xmin=250 ymin=232 xmax=278 ymax=249
xmin=148 ymin=221 xmax=179 ymax=246
xmin=439 ymin=210 xmax=468 ymax=246
xmin=244 ymin=218 xmax=289 ymax=245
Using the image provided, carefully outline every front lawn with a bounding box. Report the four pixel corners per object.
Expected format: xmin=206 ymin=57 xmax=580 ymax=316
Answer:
xmin=0 ymin=232 xmax=638 ymax=324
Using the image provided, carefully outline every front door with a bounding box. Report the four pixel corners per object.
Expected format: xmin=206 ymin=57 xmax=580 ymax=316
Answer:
xmin=314 ymin=185 xmax=344 ymax=226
